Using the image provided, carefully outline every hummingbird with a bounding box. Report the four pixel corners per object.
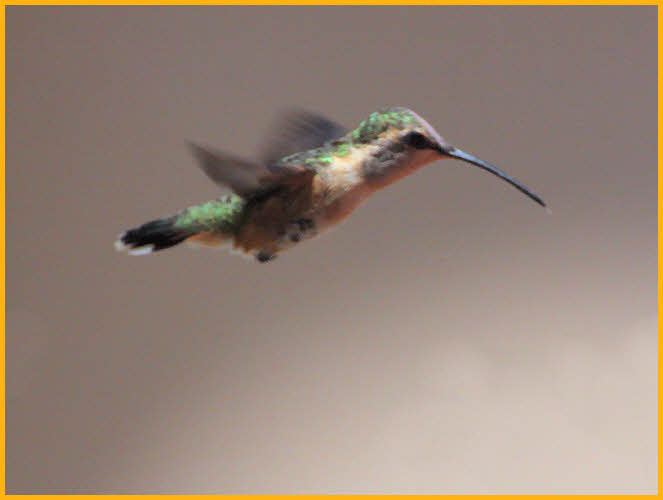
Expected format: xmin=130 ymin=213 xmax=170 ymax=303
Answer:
xmin=115 ymin=107 xmax=545 ymax=262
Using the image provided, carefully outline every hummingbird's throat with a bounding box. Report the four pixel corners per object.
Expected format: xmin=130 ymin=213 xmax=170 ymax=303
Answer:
xmin=361 ymin=146 xmax=441 ymax=190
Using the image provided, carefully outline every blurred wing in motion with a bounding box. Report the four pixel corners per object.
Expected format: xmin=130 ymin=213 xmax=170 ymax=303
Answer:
xmin=187 ymin=141 xmax=313 ymax=198
xmin=259 ymin=109 xmax=347 ymax=167
xmin=187 ymin=142 xmax=272 ymax=197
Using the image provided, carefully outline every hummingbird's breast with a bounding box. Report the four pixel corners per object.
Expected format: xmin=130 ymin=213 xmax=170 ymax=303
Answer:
xmin=310 ymin=148 xmax=375 ymax=229
xmin=233 ymin=141 xmax=410 ymax=258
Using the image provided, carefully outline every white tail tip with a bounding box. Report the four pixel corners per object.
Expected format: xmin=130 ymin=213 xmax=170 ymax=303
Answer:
xmin=114 ymin=233 xmax=155 ymax=255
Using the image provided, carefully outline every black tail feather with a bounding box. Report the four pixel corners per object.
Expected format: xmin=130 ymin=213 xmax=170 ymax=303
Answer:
xmin=115 ymin=217 xmax=193 ymax=255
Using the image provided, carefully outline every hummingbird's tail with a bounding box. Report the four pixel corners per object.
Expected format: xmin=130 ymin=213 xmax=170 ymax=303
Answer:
xmin=114 ymin=216 xmax=194 ymax=255
xmin=115 ymin=195 xmax=246 ymax=255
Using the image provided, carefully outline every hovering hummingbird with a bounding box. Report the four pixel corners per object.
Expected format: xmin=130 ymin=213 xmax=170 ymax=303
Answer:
xmin=115 ymin=107 xmax=545 ymax=262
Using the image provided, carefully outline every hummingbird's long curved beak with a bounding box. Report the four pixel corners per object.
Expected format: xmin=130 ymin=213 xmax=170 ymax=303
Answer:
xmin=444 ymin=147 xmax=546 ymax=208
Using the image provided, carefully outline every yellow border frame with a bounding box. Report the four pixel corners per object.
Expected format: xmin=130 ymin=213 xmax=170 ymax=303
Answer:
xmin=1 ymin=1 xmax=661 ymax=5
xmin=0 ymin=3 xmax=658 ymax=496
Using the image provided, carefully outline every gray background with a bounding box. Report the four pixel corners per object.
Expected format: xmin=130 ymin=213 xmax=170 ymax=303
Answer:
xmin=7 ymin=6 xmax=657 ymax=494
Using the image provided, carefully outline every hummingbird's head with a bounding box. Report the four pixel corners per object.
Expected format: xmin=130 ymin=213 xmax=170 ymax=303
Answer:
xmin=353 ymin=107 xmax=449 ymax=152
xmin=357 ymin=107 xmax=545 ymax=207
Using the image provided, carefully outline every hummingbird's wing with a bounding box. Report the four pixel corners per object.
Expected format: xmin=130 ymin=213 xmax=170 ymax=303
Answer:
xmin=187 ymin=110 xmax=344 ymax=197
xmin=258 ymin=109 xmax=347 ymax=167
xmin=187 ymin=142 xmax=313 ymax=198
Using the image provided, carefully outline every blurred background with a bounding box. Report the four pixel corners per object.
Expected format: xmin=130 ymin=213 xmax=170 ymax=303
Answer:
xmin=6 ymin=6 xmax=657 ymax=494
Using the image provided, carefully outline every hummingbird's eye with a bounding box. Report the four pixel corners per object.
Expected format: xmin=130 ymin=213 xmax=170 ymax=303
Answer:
xmin=404 ymin=131 xmax=431 ymax=150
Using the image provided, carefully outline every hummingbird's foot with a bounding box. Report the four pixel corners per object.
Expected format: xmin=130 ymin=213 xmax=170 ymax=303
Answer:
xmin=256 ymin=251 xmax=276 ymax=263
xmin=285 ymin=218 xmax=316 ymax=243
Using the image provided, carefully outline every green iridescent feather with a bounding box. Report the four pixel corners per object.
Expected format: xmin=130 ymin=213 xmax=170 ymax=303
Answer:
xmin=173 ymin=194 xmax=246 ymax=234
xmin=352 ymin=107 xmax=417 ymax=144
xmin=274 ymin=107 xmax=417 ymax=169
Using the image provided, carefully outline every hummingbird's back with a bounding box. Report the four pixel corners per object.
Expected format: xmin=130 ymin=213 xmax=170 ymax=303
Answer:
xmin=115 ymin=195 xmax=246 ymax=255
